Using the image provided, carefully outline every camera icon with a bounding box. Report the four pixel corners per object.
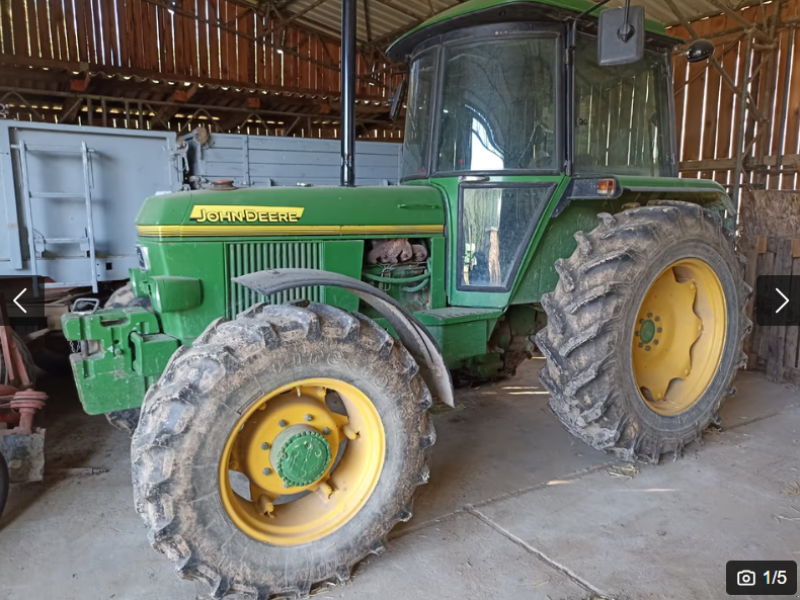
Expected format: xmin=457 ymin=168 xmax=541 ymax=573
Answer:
xmin=737 ymin=570 xmax=757 ymax=586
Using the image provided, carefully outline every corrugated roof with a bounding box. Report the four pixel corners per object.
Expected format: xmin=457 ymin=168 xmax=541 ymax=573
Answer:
xmin=234 ymin=0 xmax=763 ymax=46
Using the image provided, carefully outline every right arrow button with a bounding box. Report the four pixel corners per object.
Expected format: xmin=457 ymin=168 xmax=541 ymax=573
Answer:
xmin=776 ymin=287 xmax=790 ymax=314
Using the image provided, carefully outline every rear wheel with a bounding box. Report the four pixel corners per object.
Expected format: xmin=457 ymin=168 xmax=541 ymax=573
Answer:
xmin=132 ymin=302 xmax=434 ymax=599
xmin=536 ymin=201 xmax=751 ymax=462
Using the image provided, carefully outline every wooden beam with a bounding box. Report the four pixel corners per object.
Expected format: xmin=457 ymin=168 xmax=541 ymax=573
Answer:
xmin=0 ymin=55 xmax=386 ymax=98
xmin=679 ymin=153 xmax=800 ymax=172
xmin=57 ymin=97 xmax=83 ymax=124
xmin=152 ymin=84 xmax=199 ymax=127
xmin=363 ymin=0 xmax=373 ymax=42
xmin=258 ymin=0 xmax=331 ymax=39
xmin=371 ymin=0 xmax=426 ymax=22
xmin=705 ymin=0 xmax=775 ymax=45
xmin=663 ymin=0 xmax=766 ymax=124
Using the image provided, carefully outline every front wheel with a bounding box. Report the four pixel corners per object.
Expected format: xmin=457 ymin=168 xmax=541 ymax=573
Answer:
xmin=536 ymin=201 xmax=751 ymax=463
xmin=132 ymin=302 xmax=434 ymax=599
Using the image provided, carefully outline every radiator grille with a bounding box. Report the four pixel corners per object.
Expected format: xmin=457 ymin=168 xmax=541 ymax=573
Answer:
xmin=226 ymin=242 xmax=324 ymax=318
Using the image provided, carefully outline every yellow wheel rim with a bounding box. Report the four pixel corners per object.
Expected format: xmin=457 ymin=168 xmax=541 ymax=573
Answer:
xmin=219 ymin=378 xmax=385 ymax=546
xmin=632 ymin=258 xmax=727 ymax=416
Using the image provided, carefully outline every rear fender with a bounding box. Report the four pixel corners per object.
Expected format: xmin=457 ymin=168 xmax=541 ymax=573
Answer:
xmin=234 ymin=268 xmax=455 ymax=407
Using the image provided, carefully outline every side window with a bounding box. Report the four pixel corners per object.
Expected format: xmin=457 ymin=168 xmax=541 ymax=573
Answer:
xmin=459 ymin=185 xmax=554 ymax=290
xmin=401 ymin=52 xmax=437 ymax=179
xmin=574 ymin=34 xmax=672 ymax=176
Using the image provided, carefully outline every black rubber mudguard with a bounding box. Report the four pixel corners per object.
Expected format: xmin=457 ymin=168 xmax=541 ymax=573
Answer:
xmin=234 ymin=268 xmax=455 ymax=407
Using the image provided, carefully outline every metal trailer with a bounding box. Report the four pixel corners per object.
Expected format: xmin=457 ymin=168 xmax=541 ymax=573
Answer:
xmin=0 ymin=121 xmax=403 ymax=293
xmin=184 ymin=130 xmax=403 ymax=188
xmin=0 ymin=120 xmax=184 ymax=292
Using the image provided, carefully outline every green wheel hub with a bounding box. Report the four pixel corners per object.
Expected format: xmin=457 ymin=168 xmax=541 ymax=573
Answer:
xmin=272 ymin=425 xmax=332 ymax=487
xmin=639 ymin=319 xmax=656 ymax=344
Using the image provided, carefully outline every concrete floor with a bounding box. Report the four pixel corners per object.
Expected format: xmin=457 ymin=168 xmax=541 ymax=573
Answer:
xmin=1 ymin=358 xmax=799 ymax=600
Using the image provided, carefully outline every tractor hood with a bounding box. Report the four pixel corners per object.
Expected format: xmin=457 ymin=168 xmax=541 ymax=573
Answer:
xmin=136 ymin=185 xmax=445 ymax=239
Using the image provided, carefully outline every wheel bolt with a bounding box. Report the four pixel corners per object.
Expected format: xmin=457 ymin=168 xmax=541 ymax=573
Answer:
xmin=647 ymin=312 xmax=653 ymax=318
xmin=655 ymin=316 xmax=660 ymax=322
xmin=263 ymin=468 xmax=272 ymax=475
xmin=323 ymin=427 xmax=331 ymax=435
xmin=305 ymin=414 xmax=313 ymax=422
xmin=635 ymin=330 xmax=640 ymax=336
xmin=639 ymin=318 xmax=644 ymax=324
xmin=657 ymin=327 xmax=662 ymax=333
xmin=278 ymin=420 xmax=288 ymax=428
xmin=645 ymin=346 xmax=651 ymax=351
xmin=653 ymin=340 xmax=659 ymax=345
xmin=638 ymin=342 xmax=643 ymax=348
xmin=261 ymin=442 xmax=269 ymax=450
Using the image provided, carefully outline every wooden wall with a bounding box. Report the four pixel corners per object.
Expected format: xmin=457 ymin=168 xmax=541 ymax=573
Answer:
xmin=670 ymin=2 xmax=800 ymax=191
xmin=0 ymin=0 xmax=393 ymax=96
xmin=739 ymin=190 xmax=800 ymax=381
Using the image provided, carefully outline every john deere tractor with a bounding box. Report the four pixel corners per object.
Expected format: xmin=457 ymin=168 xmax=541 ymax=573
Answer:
xmin=62 ymin=0 xmax=750 ymax=597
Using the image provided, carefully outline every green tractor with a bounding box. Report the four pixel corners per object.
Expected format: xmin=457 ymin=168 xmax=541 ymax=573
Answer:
xmin=62 ymin=0 xmax=750 ymax=597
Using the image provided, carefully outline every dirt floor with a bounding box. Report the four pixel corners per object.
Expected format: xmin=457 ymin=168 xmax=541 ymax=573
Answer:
xmin=1 ymin=358 xmax=798 ymax=600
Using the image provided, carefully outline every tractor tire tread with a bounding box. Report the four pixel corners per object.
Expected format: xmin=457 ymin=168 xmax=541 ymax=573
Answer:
xmin=132 ymin=301 xmax=434 ymax=600
xmin=536 ymin=202 xmax=751 ymax=463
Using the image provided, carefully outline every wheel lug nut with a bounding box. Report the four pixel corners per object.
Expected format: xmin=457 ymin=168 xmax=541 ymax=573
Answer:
xmin=655 ymin=316 xmax=660 ymax=322
xmin=647 ymin=312 xmax=653 ymax=318
xmin=261 ymin=442 xmax=269 ymax=450
xmin=645 ymin=346 xmax=651 ymax=351
xmin=653 ymin=340 xmax=659 ymax=345
xmin=323 ymin=427 xmax=331 ymax=435
xmin=638 ymin=343 xmax=643 ymax=348
xmin=263 ymin=468 xmax=272 ymax=475
xmin=278 ymin=420 xmax=288 ymax=428
xmin=657 ymin=327 xmax=662 ymax=333
xmin=635 ymin=330 xmax=640 ymax=336
xmin=305 ymin=414 xmax=313 ymax=422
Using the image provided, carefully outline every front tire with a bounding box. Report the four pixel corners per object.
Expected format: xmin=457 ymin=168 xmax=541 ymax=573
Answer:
xmin=132 ymin=302 xmax=434 ymax=599
xmin=536 ymin=201 xmax=751 ymax=463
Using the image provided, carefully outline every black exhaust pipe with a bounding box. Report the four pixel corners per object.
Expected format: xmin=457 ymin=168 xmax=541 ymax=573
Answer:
xmin=340 ymin=0 xmax=356 ymax=186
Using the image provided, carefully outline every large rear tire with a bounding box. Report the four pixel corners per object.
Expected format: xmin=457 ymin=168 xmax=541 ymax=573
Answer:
xmin=131 ymin=302 xmax=434 ymax=599
xmin=536 ymin=201 xmax=751 ymax=463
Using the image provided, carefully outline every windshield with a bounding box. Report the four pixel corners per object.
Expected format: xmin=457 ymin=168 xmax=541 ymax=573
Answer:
xmin=401 ymin=52 xmax=437 ymax=179
xmin=437 ymin=36 xmax=558 ymax=173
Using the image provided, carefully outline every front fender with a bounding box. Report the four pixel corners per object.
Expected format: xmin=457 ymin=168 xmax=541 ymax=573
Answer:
xmin=234 ymin=268 xmax=455 ymax=407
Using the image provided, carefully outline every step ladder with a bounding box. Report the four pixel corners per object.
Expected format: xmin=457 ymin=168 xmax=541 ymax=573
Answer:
xmin=13 ymin=140 xmax=98 ymax=292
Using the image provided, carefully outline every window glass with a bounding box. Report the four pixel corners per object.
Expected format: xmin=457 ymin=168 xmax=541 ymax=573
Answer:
xmin=574 ymin=34 xmax=673 ymax=176
xmin=459 ymin=186 xmax=554 ymax=289
xmin=401 ymin=52 xmax=436 ymax=178
xmin=438 ymin=37 xmax=558 ymax=173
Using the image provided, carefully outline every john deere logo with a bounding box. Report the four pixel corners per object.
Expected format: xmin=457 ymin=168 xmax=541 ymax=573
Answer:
xmin=189 ymin=205 xmax=305 ymax=224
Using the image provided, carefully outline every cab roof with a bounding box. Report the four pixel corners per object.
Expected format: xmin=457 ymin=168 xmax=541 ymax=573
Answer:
xmin=387 ymin=0 xmax=679 ymax=61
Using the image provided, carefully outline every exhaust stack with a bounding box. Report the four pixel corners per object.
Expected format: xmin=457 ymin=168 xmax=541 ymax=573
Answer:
xmin=340 ymin=0 xmax=356 ymax=186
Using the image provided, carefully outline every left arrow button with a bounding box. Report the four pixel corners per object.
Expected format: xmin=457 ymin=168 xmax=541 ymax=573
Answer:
xmin=13 ymin=288 xmax=27 ymax=314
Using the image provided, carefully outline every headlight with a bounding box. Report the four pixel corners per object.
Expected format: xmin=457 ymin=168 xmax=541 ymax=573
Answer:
xmin=136 ymin=244 xmax=150 ymax=272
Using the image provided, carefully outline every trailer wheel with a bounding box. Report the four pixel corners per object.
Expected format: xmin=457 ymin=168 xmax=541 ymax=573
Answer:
xmin=132 ymin=302 xmax=434 ymax=599
xmin=536 ymin=201 xmax=751 ymax=463
xmin=104 ymin=282 xmax=151 ymax=310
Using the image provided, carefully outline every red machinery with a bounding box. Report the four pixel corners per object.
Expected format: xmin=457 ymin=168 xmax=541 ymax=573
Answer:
xmin=0 ymin=300 xmax=47 ymax=518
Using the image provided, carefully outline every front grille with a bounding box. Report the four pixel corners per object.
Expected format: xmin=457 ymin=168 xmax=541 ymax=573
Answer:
xmin=226 ymin=242 xmax=323 ymax=318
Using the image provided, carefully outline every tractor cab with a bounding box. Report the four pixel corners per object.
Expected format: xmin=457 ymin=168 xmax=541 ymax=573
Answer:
xmin=387 ymin=0 xmax=698 ymax=305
